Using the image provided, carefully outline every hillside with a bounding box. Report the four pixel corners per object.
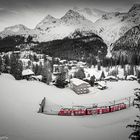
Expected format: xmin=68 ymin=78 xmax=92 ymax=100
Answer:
xmin=93 ymin=4 xmax=140 ymax=47
xmin=112 ymin=24 xmax=140 ymax=56
xmin=0 ymin=73 xmax=139 ymax=140
xmin=0 ymin=24 xmax=38 ymax=38
xmin=34 ymin=9 xmax=96 ymax=42
xmin=0 ymin=4 xmax=140 ymax=54
xmin=32 ymin=31 xmax=107 ymax=60
xmin=73 ymin=7 xmax=107 ymax=23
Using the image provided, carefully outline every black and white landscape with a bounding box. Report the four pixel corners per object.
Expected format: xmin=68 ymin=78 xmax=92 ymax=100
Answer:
xmin=0 ymin=0 xmax=140 ymax=140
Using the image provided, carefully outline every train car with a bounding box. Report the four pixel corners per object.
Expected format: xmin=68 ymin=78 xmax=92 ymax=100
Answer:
xmin=58 ymin=106 xmax=86 ymax=116
xmin=58 ymin=108 xmax=73 ymax=116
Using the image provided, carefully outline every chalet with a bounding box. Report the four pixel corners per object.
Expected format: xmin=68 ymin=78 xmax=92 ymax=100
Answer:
xmin=70 ymin=78 xmax=90 ymax=94
xmin=22 ymin=69 xmax=34 ymax=80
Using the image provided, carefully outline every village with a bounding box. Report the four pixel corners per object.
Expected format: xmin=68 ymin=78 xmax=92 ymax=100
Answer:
xmin=0 ymin=47 xmax=140 ymax=118
xmin=0 ymin=49 xmax=139 ymax=95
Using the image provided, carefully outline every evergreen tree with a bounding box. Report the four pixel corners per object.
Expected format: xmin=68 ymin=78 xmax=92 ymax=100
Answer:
xmin=3 ymin=54 xmax=10 ymax=66
xmin=55 ymin=69 xmax=67 ymax=88
xmin=0 ymin=55 xmax=2 ymax=72
xmin=90 ymin=75 xmax=96 ymax=87
xmin=33 ymin=54 xmax=39 ymax=62
xmin=100 ymin=71 xmax=105 ymax=80
xmin=137 ymin=71 xmax=140 ymax=83
xmin=10 ymin=53 xmax=23 ymax=80
xmin=37 ymin=62 xmax=43 ymax=75
xmin=33 ymin=64 xmax=39 ymax=75
xmin=27 ymin=60 xmax=32 ymax=69
xmin=4 ymin=55 xmax=11 ymax=73
xmin=42 ymin=60 xmax=52 ymax=84
xmin=74 ymin=67 xmax=85 ymax=80
xmin=1 ymin=55 xmax=6 ymax=73
xmin=127 ymin=88 xmax=140 ymax=140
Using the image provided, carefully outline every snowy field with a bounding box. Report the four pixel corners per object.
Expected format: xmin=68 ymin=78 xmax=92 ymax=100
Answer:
xmin=0 ymin=73 xmax=140 ymax=140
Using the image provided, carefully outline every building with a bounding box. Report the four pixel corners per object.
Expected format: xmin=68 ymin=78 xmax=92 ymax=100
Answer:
xmin=70 ymin=78 xmax=90 ymax=94
xmin=22 ymin=69 xmax=34 ymax=80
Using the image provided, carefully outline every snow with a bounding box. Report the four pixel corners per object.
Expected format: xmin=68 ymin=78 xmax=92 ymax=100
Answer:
xmin=127 ymin=75 xmax=137 ymax=80
xmin=73 ymin=7 xmax=107 ymax=23
xmin=104 ymin=75 xmax=118 ymax=80
xmin=84 ymin=67 xmax=107 ymax=80
xmin=70 ymin=78 xmax=89 ymax=86
xmin=0 ymin=73 xmax=140 ymax=140
xmin=0 ymin=24 xmax=37 ymax=38
xmin=34 ymin=9 xmax=95 ymax=42
xmin=31 ymin=75 xmax=43 ymax=80
xmin=0 ymin=73 xmax=15 ymax=80
xmin=22 ymin=69 xmax=34 ymax=76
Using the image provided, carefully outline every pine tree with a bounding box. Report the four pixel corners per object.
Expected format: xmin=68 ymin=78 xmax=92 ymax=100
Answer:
xmin=4 ymin=55 xmax=11 ymax=73
xmin=100 ymin=71 xmax=105 ymax=80
xmin=74 ymin=67 xmax=85 ymax=80
xmin=10 ymin=53 xmax=23 ymax=80
xmin=90 ymin=75 xmax=96 ymax=87
xmin=127 ymin=88 xmax=140 ymax=140
xmin=37 ymin=62 xmax=43 ymax=75
xmin=0 ymin=55 xmax=2 ymax=72
xmin=55 ymin=71 xmax=66 ymax=88
xmin=33 ymin=64 xmax=39 ymax=75
xmin=42 ymin=60 xmax=52 ymax=84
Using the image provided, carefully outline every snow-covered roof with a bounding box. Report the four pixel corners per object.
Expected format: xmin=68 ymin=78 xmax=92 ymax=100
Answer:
xmin=104 ymin=76 xmax=118 ymax=80
xmin=60 ymin=60 xmax=67 ymax=63
xmin=70 ymin=78 xmax=89 ymax=86
xmin=31 ymin=75 xmax=42 ymax=80
xmin=127 ymin=75 xmax=137 ymax=80
xmin=53 ymin=64 xmax=59 ymax=67
xmin=97 ymin=81 xmax=106 ymax=87
xmin=22 ymin=69 xmax=34 ymax=76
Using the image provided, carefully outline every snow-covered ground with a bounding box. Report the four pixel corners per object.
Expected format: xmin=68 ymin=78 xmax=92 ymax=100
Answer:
xmin=0 ymin=73 xmax=139 ymax=140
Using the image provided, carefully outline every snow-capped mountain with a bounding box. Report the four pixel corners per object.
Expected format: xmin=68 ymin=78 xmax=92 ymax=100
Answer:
xmin=73 ymin=7 xmax=107 ymax=23
xmin=35 ymin=15 xmax=59 ymax=32
xmin=0 ymin=24 xmax=37 ymax=38
xmin=0 ymin=4 xmax=140 ymax=47
xmin=0 ymin=9 xmax=96 ymax=42
xmin=35 ymin=9 xmax=96 ymax=42
xmin=93 ymin=4 xmax=140 ymax=48
xmin=112 ymin=24 xmax=140 ymax=54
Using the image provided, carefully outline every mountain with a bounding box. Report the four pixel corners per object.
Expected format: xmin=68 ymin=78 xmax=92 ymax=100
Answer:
xmin=35 ymin=9 xmax=96 ymax=42
xmin=0 ymin=10 xmax=96 ymax=42
xmin=1 ymin=4 xmax=140 ymax=53
xmin=93 ymin=4 xmax=140 ymax=48
xmin=0 ymin=24 xmax=37 ymax=38
xmin=35 ymin=15 xmax=59 ymax=31
xmin=33 ymin=30 xmax=107 ymax=61
xmin=73 ymin=7 xmax=107 ymax=23
xmin=112 ymin=24 xmax=140 ymax=56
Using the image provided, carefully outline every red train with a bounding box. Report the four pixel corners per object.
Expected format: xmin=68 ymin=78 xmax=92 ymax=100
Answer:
xmin=58 ymin=103 xmax=127 ymax=116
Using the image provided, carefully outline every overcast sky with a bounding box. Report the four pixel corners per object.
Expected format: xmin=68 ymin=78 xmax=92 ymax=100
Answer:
xmin=0 ymin=0 xmax=140 ymax=31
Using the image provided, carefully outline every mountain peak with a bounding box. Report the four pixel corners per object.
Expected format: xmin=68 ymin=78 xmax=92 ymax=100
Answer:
xmin=35 ymin=14 xmax=57 ymax=30
xmin=61 ymin=9 xmax=85 ymax=21
xmin=44 ymin=15 xmax=56 ymax=20
xmin=4 ymin=24 xmax=29 ymax=32
xmin=128 ymin=3 xmax=140 ymax=13
xmin=40 ymin=14 xmax=57 ymax=24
